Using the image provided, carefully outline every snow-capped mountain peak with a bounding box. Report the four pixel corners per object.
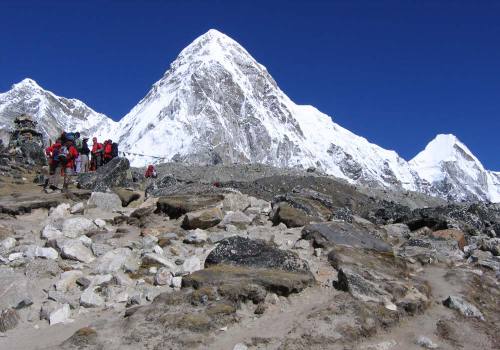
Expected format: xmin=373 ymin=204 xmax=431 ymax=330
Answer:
xmin=410 ymin=134 xmax=498 ymax=202
xmin=0 ymin=78 xmax=117 ymax=144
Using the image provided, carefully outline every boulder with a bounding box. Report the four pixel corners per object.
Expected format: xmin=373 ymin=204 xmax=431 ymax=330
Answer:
xmin=70 ymin=202 xmax=85 ymax=214
xmin=55 ymin=270 xmax=84 ymax=292
xmin=333 ymin=267 xmax=393 ymax=305
xmin=24 ymin=246 xmax=59 ymax=260
xmin=142 ymin=253 xmax=176 ymax=269
xmin=222 ymin=193 xmax=251 ymax=212
xmin=49 ymin=303 xmax=72 ymax=325
xmin=157 ymin=194 xmax=224 ymax=219
xmin=113 ymin=188 xmax=141 ymax=207
xmin=205 ymin=236 xmax=311 ymax=274
xmin=59 ymin=240 xmax=95 ymax=263
xmin=301 ymin=221 xmax=393 ymax=254
xmin=61 ymin=217 xmax=97 ymax=238
xmin=182 ymin=207 xmax=223 ymax=230
xmin=96 ymin=248 xmax=138 ymax=274
xmin=80 ymin=288 xmax=105 ymax=308
xmin=77 ymin=157 xmax=131 ymax=192
xmin=443 ymin=296 xmax=484 ymax=320
xmin=431 ymin=229 xmax=467 ymax=250
xmin=183 ymin=229 xmax=208 ymax=244
xmin=87 ymin=192 xmax=122 ymax=212
xmin=0 ymin=308 xmax=20 ymax=332
xmin=219 ymin=211 xmax=253 ymax=229
xmin=41 ymin=224 xmax=63 ymax=240
xmin=155 ymin=267 xmax=173 ymax=286
xmin=271 ymin=202 xmax=312 ymax=228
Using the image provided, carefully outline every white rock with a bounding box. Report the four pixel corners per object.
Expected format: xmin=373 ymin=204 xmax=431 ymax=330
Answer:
xmin=78 ymin=235 xmax=93 ymax=247
xmin=41 ymin=224 xmax=63 ymax=240
xmin=1 ymin=237 xmax=16 ymax=251
xmin=155 ymin=267 xmax=173 ymax=286
xmin=96 ymin=248 xmax=136 ymax=274
xmin=87 ymin=192 xmax=122 ymax=212
xmin=94 ymin=219 xmax=106 ymax=228
xmin=184 ymin=229 xmax=208 ymax=244
xmin=55 ymin=270 xmax=84 ymax=292
xmin=314 ymin=248 xmax=322 ymax=257
xmin=80 ymin=287 xmax=105 ymax=308
xmin=61 ymin=217 xmax=96 ymax=238
xmin=293 ymin=239 xmax=310 ymax=250
xmin=153 ymin=245 xmax=164 ymax=255
xmin=60 ymin=240 xmax=95 ymax=263
xmin=142 ymin=253 xmax=176 ymax=269
xmin=70 ymin=202 xmax=85 ymax=214
xmin=48 ymin=203 xmax=71 ymax=222
xmin=233 ymin=343 xmax=248 ymax=350
xmin=49 ymin=303 xmax=72 ymax=325
xmin=90 ymin=274 xmax=113 ymax=287
xmin=182 ymin=256 xmax=202 ymax=274
xmin=8 ymin=252 xmax=24 ymax=261
xmin=220 ymin=211 xmax=253 ymax=229
xmin=171 ymin=276 xmax=182 ymax=288
xmin=25 ymin=246 xmax=59 ymax=260
xmin=415 ymin=336 xmax=438 ymax=349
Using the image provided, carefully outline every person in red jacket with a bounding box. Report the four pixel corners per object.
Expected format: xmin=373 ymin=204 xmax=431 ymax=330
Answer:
xmin=144 ymin=164 xmax=157 ymax=178
xmin=103 ymin=139 xmax=113 ymax=164
xmin=91 ymin=137 xmax=103 ymax=171
xmin=64 ymin=140 xmax=79 ymax=175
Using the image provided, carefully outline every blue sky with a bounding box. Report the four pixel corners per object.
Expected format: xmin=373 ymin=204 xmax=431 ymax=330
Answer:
xmin=0 ymin=0 xmax=498 ymax=169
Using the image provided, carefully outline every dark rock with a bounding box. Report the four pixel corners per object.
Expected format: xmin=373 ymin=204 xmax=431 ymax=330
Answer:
xmin=77 ymin=157 xmax=131 ymax=192
xmin=156 ymin=194 xmax=224 ymax=219
xmin=0 ymin=308 xmax=20 ymax=332
xmin=205 ymin=236 xmax=311 ymax=274
xmin=18 ymin=141 xmax=47 ymax=166
xmin=14 ymin=298 xmax=33 ymax=309
xmin=60 ymin=327 xmax=98 ymax=349
xmin=301 ymin=221 xmax=393 ymax=253
xmin=270 ymin=202 xmax=312 ymax=228
xmin=330 ymin=207 xmax=354 ymax=223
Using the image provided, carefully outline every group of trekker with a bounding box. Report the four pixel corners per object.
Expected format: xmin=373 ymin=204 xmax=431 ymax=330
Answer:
xmin=45 ymin=131 xmax=118 ymax=189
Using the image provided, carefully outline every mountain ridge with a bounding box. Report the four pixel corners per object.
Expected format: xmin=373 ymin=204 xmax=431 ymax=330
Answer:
xmin=0 ymin=29 xmax=497 ymax=202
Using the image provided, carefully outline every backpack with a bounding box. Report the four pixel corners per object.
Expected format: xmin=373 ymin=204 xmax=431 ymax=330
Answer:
xmin=58 ymin=146 xmax=69 ymax=163
xmin=111 ymin=142 xmax=119 ymax=158
xmin=65 ymin=132 xmax=76 ymax=142
xmin=74 ymin=138 xmax=83 ymax=152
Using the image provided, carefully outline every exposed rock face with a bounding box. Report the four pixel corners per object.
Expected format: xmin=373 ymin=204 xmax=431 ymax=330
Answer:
xmin=205 ymin=236 xmax=311 ymax=274
xmin=0 ymin=309 xmax=20 ymax=332
xmin=156 ymin=194 xmax=224 ymax=219
xmin=271 ymin=202 xmax=312 ymax=228
xmin=77 ymin=157 xmax=131 ymax=192
xmin=443 ymin=296 xmax=484 ymax=320
xmin=301 ymin=221 xmax=393 ymax=253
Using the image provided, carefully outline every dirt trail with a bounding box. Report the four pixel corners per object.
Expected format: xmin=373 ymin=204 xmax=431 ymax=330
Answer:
xmin=205 ymin=287 xmax=337 ymax=350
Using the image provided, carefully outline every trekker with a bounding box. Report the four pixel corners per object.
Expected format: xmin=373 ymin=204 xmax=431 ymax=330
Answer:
xmin=74 ymin=132 xmax=83 ymax=173
xmin=91 ymin=137 xmax=103 ymax=171
xmin=103 ymin=139 xmax=113 ymax=164
xmin=144 ymin=164 xmax=157 ymax=178
xmin=46 ymin=139 xmax=62 ymax=189
xmin=80 ymin=138 xmax=90 ymax=173
xmin=60 ymin=140 xmax=79 ymax=189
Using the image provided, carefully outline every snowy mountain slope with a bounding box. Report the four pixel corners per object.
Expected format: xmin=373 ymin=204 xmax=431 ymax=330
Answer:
xmin=0 ymin=78 xmax=117 ymax=144
xmin=410 ymin=134 xmax=500 ymax=202
xmin=116 ymin=29 xmax=425 ymax=191
xmin=0 ymin=30 xmax=497 ymax=203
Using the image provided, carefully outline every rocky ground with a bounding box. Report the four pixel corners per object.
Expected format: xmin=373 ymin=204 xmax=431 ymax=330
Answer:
xmin=0 ymin=157 xmax=498 ymax=350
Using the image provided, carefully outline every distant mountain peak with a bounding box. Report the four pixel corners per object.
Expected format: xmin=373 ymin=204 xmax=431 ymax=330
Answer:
xmin=12 ymin=78 xmax=42 ymax=90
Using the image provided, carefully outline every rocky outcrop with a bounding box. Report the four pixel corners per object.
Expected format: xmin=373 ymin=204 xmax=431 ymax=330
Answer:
xmin=181 ymin=207 xmax=223 ymax=230
xmin=302 ymin=221 xmax=393 ymax=253
xmin=205 ymin=236 xmax=311 ymax=274
xmin=156 ymin=194 xmax=224 ymax=219
xmin=77 ymin=157 xmax=131 ymax=192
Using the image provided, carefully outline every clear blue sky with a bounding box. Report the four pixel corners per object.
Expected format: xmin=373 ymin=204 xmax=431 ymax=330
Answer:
xmin=1 ymin=0 xmax=498 ymax=169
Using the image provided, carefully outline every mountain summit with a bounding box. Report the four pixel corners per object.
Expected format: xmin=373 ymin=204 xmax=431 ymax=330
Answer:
xmin=0 ymin=29 xmax=498 ymax=202
xmin=116 ymin=29 xmax=423 ymax=192
xmin=410 ymin=134 xmax=500 ymax=202
xmin=0 ymin=78 xmax=117 ymax=144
